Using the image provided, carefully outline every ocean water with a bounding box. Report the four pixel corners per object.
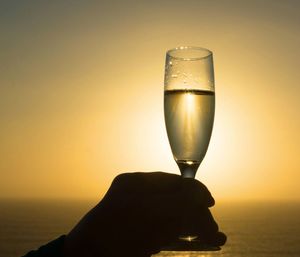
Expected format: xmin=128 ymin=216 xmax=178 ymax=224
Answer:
xmin=0 ymin=200 xmax=299 ymax=257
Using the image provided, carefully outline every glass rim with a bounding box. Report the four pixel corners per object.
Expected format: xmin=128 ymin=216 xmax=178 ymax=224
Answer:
xmin=166 ymin=46 xmax=212 ymax=61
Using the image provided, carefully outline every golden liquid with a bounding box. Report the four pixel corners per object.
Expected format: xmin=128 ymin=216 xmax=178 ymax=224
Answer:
xmin=164 ymin=89 xmax=215 ymax=178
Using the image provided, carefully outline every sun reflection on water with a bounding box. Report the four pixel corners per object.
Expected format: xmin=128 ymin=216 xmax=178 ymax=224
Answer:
xmin=153 ymin=251 xmax=216 ymax=257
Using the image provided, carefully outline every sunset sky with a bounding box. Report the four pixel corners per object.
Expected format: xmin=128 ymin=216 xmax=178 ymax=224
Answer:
xmin=1 ymin=0 xmax=299 ymax=201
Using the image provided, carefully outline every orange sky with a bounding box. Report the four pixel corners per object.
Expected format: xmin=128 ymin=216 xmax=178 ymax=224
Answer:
xmin=1 ymin=0 xmax=299 ymax=200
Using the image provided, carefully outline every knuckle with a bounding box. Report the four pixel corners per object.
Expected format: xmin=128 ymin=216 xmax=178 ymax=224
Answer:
xmin=112 ymin=173 xmax=131 ymax=185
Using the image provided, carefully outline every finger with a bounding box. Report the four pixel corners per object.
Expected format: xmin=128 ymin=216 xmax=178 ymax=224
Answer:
xmin=116 ymin=193 xmax=184 ymax=224
xmin=181 ymin=207 xmax=226 ymax=246
xmin=182 ymin=178 xmax=215 ymax=207
xmin=111 ymin=172 xmax=215 ymax=207
xmin=206 ymin=231 xmax=227 ymax=246
xmin=195 ymin=207 xmax=219 ymax=236
xmin=111 ymin=172 xmax=182 ymax=194
xmin=108 ymin=214 xmax=178 ymax=255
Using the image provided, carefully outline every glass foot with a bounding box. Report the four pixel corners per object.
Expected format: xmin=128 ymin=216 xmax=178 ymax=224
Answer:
xmin=161 ymin=238 xmax=221 ymax=251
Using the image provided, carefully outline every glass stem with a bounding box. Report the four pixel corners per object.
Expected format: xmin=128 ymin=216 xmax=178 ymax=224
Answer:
xmin=177 ymin=161 xmax=200 ymax=178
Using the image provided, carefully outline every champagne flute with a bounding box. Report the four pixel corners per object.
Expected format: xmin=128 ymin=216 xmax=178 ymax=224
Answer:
xmin=163 ymin=46 xmax=216 ymax=251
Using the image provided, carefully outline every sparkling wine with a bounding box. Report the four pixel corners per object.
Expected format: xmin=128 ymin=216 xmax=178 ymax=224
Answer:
xmin=164 ymin=89 xmax=215 ymax=178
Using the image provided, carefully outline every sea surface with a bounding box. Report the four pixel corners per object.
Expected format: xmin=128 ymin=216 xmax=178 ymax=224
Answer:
xmin=0 ymin=200 xmax=299 ymax=257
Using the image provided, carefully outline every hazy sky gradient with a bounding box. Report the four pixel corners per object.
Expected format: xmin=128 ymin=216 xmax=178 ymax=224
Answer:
xmin=1 ymin=0 xmax=299 ymax=200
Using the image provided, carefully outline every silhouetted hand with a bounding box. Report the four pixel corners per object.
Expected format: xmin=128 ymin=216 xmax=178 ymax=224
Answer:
xmin=63 ymin=172 xmax=226 ymax=257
